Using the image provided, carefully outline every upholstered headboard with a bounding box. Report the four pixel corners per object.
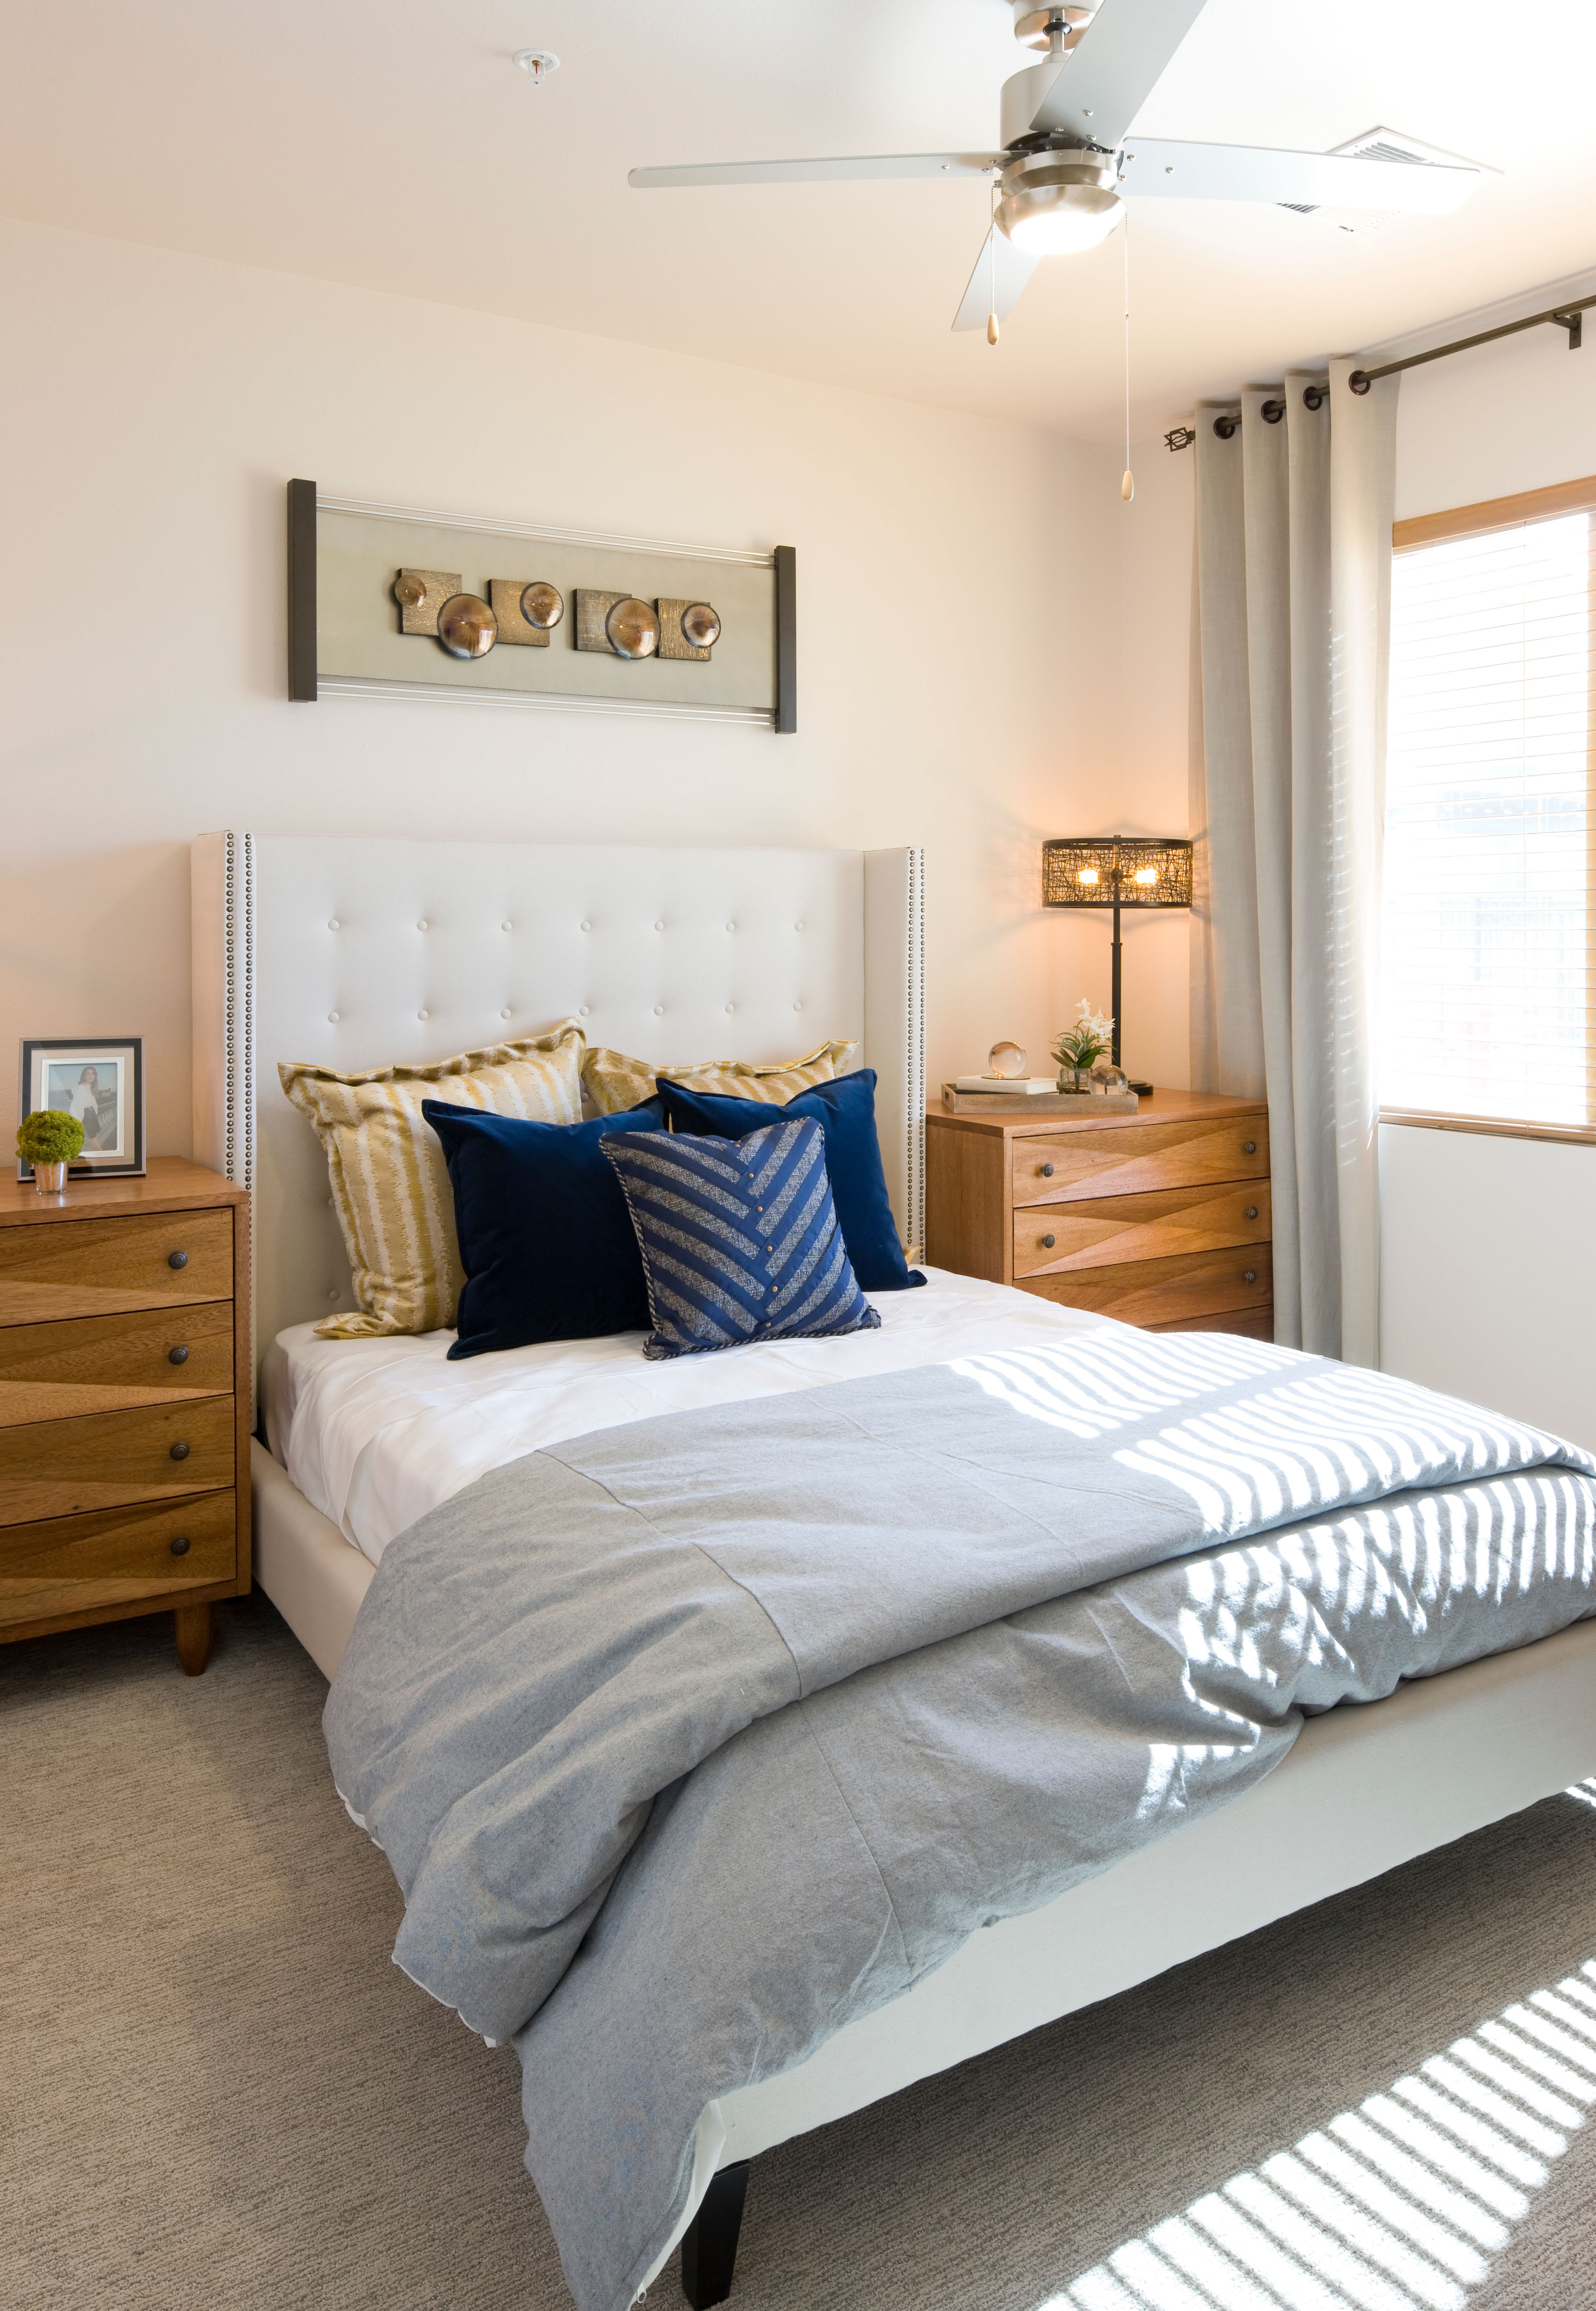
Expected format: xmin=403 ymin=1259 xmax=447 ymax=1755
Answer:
xmin=191 ymin=834 xmax=925 ymax=1383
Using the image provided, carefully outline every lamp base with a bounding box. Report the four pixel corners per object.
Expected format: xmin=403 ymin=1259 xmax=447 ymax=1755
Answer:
xmin=1127 ymin=1079 xmax=1154 ymax=1097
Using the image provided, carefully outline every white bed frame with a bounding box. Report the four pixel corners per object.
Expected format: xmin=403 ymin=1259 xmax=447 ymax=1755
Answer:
xmin=192 ymin=831 xmax=1596 ymax=2305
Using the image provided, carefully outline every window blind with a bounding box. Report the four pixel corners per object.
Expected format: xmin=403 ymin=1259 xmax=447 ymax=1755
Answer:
xmin=1382 ymin=501 xmax=1594 ymax=1128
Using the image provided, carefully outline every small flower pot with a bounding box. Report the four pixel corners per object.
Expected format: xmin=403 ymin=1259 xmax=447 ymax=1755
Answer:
xmin=32 ymin=1162 xmax=68 ymax=1194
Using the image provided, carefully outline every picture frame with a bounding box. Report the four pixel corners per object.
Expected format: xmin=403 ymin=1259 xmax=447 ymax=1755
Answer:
xmin=18 ymin=1039 xmax=145 ymax=1179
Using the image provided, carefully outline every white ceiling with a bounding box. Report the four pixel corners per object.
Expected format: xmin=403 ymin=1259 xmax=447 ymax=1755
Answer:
xmin=3 ymin=0 xmax=1594 ymax=440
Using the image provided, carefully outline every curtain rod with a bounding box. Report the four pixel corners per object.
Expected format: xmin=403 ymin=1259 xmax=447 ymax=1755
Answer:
xmin=1348 ymin=293 xmax=1592 ymax=392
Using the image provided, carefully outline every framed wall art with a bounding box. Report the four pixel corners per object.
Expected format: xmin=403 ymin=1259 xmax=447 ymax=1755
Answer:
xmin=18 ymin=1038 xmax=146 ymax=1179
xmin=287 ymin=482 xmax=797 ymax=732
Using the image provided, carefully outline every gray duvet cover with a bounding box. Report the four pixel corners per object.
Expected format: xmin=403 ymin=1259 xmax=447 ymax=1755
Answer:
xmin=324 ymin=1328 xmax=1596 ymax=2311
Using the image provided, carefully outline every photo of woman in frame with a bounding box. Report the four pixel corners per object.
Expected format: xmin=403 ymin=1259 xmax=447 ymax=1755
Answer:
xmin=19 ymin=1039 xmax=144 ymax=1178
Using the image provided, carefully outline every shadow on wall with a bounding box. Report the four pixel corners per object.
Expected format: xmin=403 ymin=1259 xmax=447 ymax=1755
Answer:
xmin=0 ymin=842 xmax=193 ymax=1152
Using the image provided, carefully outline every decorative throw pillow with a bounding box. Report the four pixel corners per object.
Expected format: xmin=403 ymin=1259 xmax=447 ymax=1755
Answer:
xmin=601 ymin=1117 xmax=880 ymax=1360
xmin=583 ymin=1037 xmax=857 ymax=1117
xmin=656 ymin=1069 xmax=924 ymax=1295
xmin=424 ymin=1098 xmax=664 ymax=1358
xmin=280 ymin=1022 xmax=584 ymax=1337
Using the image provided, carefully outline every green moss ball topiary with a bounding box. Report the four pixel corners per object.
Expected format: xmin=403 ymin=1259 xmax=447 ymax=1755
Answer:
xmin=17 ymin=1107 xmax=85 ymax=1166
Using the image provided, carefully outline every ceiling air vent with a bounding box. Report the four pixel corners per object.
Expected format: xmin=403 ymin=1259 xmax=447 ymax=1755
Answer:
xmin=1280 ymin=125 xmax=1485 ymax=236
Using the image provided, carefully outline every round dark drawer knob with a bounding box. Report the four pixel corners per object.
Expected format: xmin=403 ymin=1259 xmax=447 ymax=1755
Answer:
xmin=1040 ymin=1233 xmax=1056 ymax=1250
xmin=167 ymin=1250 xmax=188 ymax=1270
xmin=1244 ymin=1270 xmax=1257 ymax=1285
xmin=169 ymin=1535 xmax=191 ymax=1556
xmin=1039 ymin=1163 xmax=1054 ymax=1178
xmin=1245 ymin=1205 xmax=1259 ymax=1220
xmin=170 ymin=1441 xmax=191 ymax=1462
xmin=1242 ymin=1141 xmax=1257 ymax=1156
xmin=168 ymin=1345 xmax=189 ymax=1366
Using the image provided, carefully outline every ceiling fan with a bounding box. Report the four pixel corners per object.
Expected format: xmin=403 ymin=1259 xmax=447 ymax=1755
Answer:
xmin=628 ymin=0 xmax=1482 ymax=334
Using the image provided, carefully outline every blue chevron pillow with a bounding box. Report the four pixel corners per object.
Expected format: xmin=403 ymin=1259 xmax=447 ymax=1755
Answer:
xmin=600 ymin=1117 xmax=881 ymax=1360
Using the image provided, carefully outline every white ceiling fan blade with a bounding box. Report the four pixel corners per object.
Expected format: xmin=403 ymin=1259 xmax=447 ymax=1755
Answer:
xmin=1119 ymin=138 xmax=1480 ymax=213
xmin=1018 ymin=0 xmax=1211 ymax=146
xmin=628 ymin=152 xmax=1002 ymax=190
xmin=951 ymin=227 xmax=1040 ymax=332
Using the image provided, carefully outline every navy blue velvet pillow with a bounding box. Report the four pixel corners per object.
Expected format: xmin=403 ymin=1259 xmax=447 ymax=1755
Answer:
xmin=423 ymin=1097 xmax=664 ymax=1358
xmin=601 ymin=1117 xmax=880 ymax=1360
xmin=655 ymin=1068 xmax=923 ymax=1293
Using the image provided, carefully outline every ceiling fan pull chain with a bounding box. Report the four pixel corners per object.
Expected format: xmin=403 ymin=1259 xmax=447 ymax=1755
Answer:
xmin=987 ymin=176 xmax=1000 ymax=345
xmin=1121 ymin=211 xmax=1135 ymax=502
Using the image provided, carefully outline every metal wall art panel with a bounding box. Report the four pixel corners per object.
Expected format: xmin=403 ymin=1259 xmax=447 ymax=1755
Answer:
xmin=288 ymin=482 xmax=795 ymax=730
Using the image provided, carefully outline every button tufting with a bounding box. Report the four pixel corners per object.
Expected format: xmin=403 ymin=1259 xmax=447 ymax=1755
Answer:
xmin=416 ymin=919 xmax=429 ymax=932
xmin=725 ymin=922 xmax=736 ymax=933
xmin=417 ymin=1009 xmax=429 ymax=1021
xmin=501 ymin=921 xmax=512 ymax=932
xmin=654 ymin=920 xmax=665 ymax=932
xmin=579 ymin=1006 xmax=590 ymax=1017
xmin=500 ymin=1008 xmax=511 ymax=1020
xmin=653 ymin=1005 xmax=663 ymax=1016
xmin=328 ymin=1289 xmax=339 ymax=1301
xmin=794 ymin=920 xmax=804 ymax=931
xmin=327 ymin=918 xmax=340 ymax=931
xmin=725 ymin=1003 xmax=734 ymax=1014
xmin=327 ymin=1011 xmax=339 ymax=1023
xmin=793 ymin=1001 xmax=803 ymax=1010
xmin=580 ymin=920 xmax=591 ymax=932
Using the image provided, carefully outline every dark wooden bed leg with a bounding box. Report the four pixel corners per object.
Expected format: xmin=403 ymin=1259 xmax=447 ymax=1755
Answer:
xmin=680 ymin=2159 xmax=750 ymax=2308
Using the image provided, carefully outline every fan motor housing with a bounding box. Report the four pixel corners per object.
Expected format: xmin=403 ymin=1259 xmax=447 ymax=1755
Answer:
xmin=997 ymin=147 xmax=1121 ymax=249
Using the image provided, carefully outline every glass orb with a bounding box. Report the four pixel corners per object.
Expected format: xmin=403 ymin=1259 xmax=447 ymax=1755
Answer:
xmin=988 ymin=1041 xmax=1027 ymax=1079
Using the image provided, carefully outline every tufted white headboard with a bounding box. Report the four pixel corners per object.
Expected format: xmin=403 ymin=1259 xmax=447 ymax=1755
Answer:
xmin=191 ymin=834 xmax=925 ymax=1384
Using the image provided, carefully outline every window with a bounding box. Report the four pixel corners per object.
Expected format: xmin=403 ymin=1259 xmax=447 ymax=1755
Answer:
xmin=1382 ymin=476 xmax=1595 ymax=1132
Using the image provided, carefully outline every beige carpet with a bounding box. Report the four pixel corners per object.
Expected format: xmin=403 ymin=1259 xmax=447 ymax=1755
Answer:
xmin=4 ymin=1595 xmax=1594 ymax=2311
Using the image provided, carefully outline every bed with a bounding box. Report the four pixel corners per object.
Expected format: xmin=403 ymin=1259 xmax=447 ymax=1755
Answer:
xmin=192 ymin=832 xmax=1596 ymax=2311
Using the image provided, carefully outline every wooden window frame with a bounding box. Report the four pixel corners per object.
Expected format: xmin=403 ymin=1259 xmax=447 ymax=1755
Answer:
xmin=1384 ymin=473 xmax=1596 ymax=1136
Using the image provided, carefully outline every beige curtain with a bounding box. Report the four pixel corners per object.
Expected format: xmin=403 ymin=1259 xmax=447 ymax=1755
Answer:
xmin=1188 ymin=359 xmax=1398 ymax=1366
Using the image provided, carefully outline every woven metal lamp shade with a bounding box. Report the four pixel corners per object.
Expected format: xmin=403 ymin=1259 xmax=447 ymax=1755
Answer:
xmin=1041 ymin=837 xmax=1194 ymax=910
xmin=1041 ymin=836 xmax=1193 ymax=1088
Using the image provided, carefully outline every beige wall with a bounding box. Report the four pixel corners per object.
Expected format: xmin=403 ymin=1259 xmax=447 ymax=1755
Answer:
xmin=1 ymin=215 xmax=1136 ymax=1154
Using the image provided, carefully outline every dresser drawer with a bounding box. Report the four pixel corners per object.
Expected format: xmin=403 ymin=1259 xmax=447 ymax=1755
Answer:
xmin=0 ymin=1492 xmax=237 ymax=1628
xmin=1014 ymin=1183 xmax=1272 ymax=1277
xmin=0 ymin=1209 xmax=233 ymax=1325
xmin=0 ymin=1395 xmax=235 ymax=1527
xmin=1017 ymin=1246 xmax=1273 ymax=1326
xmin=0 ymin=1301 xmax=234 ymax=1427
xmin=1011 ymin=1117 xmax=1269 ymax=1208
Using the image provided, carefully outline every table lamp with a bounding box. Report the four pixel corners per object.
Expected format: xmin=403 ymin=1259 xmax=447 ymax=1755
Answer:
xmin=1041 ymin=836 xmax=1194 ymax=1095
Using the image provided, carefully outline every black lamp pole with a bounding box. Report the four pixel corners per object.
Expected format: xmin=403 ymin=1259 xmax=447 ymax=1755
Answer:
xmin=1110 ymin=880 xmax=1124 ymax=1069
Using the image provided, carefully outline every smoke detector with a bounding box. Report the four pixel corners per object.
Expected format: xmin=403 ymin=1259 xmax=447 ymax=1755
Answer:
xmin=513 ymin=49 xmax=560 ymax=86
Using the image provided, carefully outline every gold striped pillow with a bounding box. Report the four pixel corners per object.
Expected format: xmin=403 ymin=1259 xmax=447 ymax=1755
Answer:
xmin=583 ymin=1038 xmax=859 ymax=1117
xmin=280 ymin=1022 xmax=584 ymax=1338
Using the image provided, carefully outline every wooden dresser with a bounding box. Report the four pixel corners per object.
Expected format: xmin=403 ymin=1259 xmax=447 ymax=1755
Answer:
xmin=0 ymin=1157 xmax=250 ymax=1673
xmin=926 ymin=1089 xmax=1273 ymax=1339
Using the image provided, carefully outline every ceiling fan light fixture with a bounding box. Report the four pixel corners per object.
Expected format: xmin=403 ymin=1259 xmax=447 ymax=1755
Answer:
xmin=1001 ymin=182 xmax=1122 ymax=253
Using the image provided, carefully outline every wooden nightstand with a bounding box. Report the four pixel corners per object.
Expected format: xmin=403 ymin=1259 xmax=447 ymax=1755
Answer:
xmin=926 ymin=1089 xmax=1273 ymax=1339
xmin=0 ymin=1157 xmax=250 ymax=1673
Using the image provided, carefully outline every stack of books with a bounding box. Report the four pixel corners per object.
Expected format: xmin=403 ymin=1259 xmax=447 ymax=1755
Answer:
xmin=941 ymin=1078 xmax=1139 ymax=1116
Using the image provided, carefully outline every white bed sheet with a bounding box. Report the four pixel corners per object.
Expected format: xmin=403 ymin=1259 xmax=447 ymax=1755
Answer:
xmin=264 ymin=1269 xmax=1121 ymax=1565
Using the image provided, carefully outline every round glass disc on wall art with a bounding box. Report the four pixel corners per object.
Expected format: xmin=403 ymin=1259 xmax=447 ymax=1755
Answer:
xmin=606 ymin=597 xmax=660 ymax=659
xmin=436 ymin=594 xmax=498 ymax=659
